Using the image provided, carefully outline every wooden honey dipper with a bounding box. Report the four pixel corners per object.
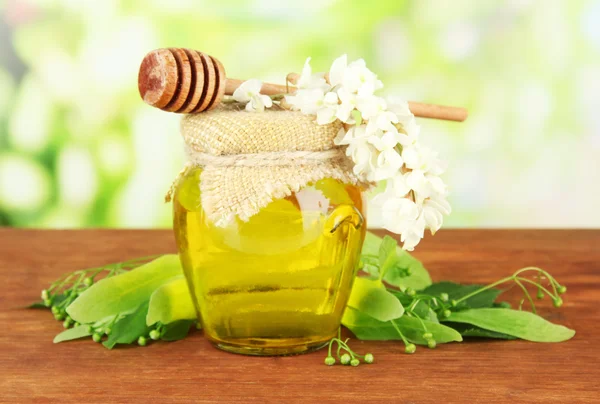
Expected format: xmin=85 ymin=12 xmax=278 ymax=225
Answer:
xmin=138 ymin=48 xmax=468 ymax=121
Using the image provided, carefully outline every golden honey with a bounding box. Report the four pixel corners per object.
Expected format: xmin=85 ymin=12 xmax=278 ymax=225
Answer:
xmin=173 ymin=167 xmax=366 ymax=355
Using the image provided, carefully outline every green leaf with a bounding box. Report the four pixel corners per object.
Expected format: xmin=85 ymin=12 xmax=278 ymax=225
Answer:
xmin=391 ymin=291 xmax=439 ymax=323
xmin=444 ymin=322 xmax=516 ymax=340
xmin=67 ymin=255 xmax=182 ymax=324
xmin=378 ymin=235 xmax=398 ymax=278
xmin=346 ymin=277 xmax=404 ymax=322
xmin=103 ymin=302 xmax=151 ymax=349
xmin=343 ymin=307 xmax=462 ymax=344
xmin=53 ymin=325 xmax=92 ymax=343
xmin=447 ymin=308 xmax=575 ymax=342
xmin=160 ymin=320 xmax=195 ymax=341
xmin=420 ymin=282 xmax=501 ymax=309
xmin=28 ymin=302 xmax=48 ymax=309
xmin=362 ymin=232 xmax=432 ymax=290
xmin=147 ymin=275 xmax=197 ymax=326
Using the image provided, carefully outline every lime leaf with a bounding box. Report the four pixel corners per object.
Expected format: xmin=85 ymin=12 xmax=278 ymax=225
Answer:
xmin=53 ymin=325 xmax=92 ymax=343
xmin=362 ymin=232 xmax=432 ymax=290
xmin=346 ymin=277 xmax=404 ymax=322
xmin=342 ymin=307 xmax=462 ymax=344
xmin=444 ymin=322 xmax=516 ymax=339
xmin=160 ymin=320 xmax=195 ymax=341
xmin=103 ymin=302 xmax=151 ymax=349
xmin=147 ymin=275 xmax=197 ymax=326
xmin=420 ymin=282 xmax=501 ymax=308
xmin=378 ymin=235 xmax=398 ymax=278
xmin=447 ymin=308 xmax=575 ymax=342
xmin=67 ymin=255 xmax=182 ymax=324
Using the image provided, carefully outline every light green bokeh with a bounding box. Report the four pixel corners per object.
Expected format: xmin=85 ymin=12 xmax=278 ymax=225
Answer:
xmin=0 ymin=0 xmax=598 ymax=228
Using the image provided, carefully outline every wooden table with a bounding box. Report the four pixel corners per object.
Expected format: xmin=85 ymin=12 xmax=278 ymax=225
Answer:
xmin=1 ymin=229 xmax=598 ymax=403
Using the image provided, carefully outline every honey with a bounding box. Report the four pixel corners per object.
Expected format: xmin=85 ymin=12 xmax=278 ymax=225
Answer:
xmin=173 ymin=167 xmax=366 ymax=355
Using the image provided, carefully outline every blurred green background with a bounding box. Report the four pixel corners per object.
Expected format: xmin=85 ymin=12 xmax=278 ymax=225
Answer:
xmin=1 ymin=0 xmax=599 ymax=228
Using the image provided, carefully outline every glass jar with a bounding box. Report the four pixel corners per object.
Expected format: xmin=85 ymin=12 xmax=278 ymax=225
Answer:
xmin=173 ymin=166 xmax=366 ymax=355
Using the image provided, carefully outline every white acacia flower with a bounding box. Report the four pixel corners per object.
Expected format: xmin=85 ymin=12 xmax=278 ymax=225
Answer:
xmin=356 ymin=95 xmax=387 ymax=120
xmin=373 ymin=149 xmax=403 ymax=180
xmin=233 ymin=79 xmax=273 ymax=112
xmin=368 ymin=130 xmax=401 ymax=151
xmin=285 ymin=88 xmax=339 ymax=124
xmin=377 ymin=196 xmax=420 ymax=234
xmin=346 ymin=139 xmax=377 ymax=179
xmin=333 ymin=124 xmax=369 ymax=146
xmin=400 ymin=218 xmax=426 ymax=251
xmin=386 ymin=96 xmax=414 ymax=123
xmin=335 ymin=87 xmax=358 ymax=123
xmin=364 ymin=112 xmax=398 ymax=136
xmin=421 ymin=197 xmax=450 ymax=235
xmin=296 ymin=57 xmax=329 ymax=91
xmin=329 ymin=55 xmax=383 ymax=95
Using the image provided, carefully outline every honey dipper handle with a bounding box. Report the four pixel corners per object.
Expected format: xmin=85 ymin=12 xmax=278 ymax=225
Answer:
xmin=406 ymin=102 xmax=468 ymax=122
xmin=224 ymin=78 xmax=291 ymax=97
xmin=284 ymin=72 xmax=467 ymax=122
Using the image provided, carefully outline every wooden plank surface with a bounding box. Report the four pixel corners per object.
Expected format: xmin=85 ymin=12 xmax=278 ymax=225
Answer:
xmin=0 ymin=229 xmax=599 ymax=403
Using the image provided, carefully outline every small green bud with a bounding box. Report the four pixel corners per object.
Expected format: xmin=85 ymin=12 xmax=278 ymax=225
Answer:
xmin=405 ymin=344 xmax=416 ymax=354
xmin=553 ymin=297 xmax=563 ymax=308
xmin=450 ymin=299 xmax=458 ymax=307
xmin=406 ymin=288 xmax=416 ymax=297
xmin=74 ymin=322 xmax=80 ymax=328
xmin=558 ymin=285 xmax=567 ymax=294
xmin=364 ymin=353 xmax=374 ymax=364
xmin=96 ymin=328 xmax=104 ymax=335
xmin=43 ymin=299 xmax=52 ymax=307
xmin=63 ymin=319 xmax=72 ymax=329
xmin=427 ymin=339 xmax=437 ymax=349
xmin=104 ymin=327 xmax=112 ymax=336
xmin=149 ymin=329 xmax=161 ymax=340
xmin=84 ymin=277 xmax=93 ymax=287
xmin=340 ymin=353 xmax=351 ymax=365
xmin=536 ymin=289 xmax=544 ymax=299
xmin=439 ymin=293 xmax=449 ymax=302
xmin=54 ymin=313 xmax=65 ymax=321
xmin=86 ymin=325 xmax=94 ymax=334
xmin=422 ymin=332 xmax=433 ymax=340
xmin=350 ymin=358 xmax=360 ymax=367
xmin=324 ymin=356 xmax=336 ymax=366
xmin=92 ymin=333 xmax=102 ymax=343
xmin=137 ymin=336 xmax=147 ymax=346
xmin=41 ymin=290 xmax=49 ymax=300
xmin=442 ymin=309 xmax=452 ymax=318
xmin=51 ymin=306 xmax=60 ymax=315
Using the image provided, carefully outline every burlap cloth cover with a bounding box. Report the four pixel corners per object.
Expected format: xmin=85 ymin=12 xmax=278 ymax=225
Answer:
xmin=177 ymin=104 xmax=369 ymax=226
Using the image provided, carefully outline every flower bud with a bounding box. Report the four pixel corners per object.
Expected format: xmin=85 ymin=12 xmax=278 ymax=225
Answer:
xmin=149 ymin=330 xmax=161 ymax=340
xmin=350 ymin=358 xmax=360 ymax=367
xmin=324 ymin=356 xmax=336 ymax=366
xmin=340 ymin=353 xmax=351 ymax=365
xmin=422 ymin=332 xmax=433 ymax=340
xmin=41 ymin=290 xmax=49 ymax=300
xmin=553 ymin=297 xmax=563 ymax=308
xmin=92 ymin=333 xmax=102 ymax=343
xmin=558 ymin=285 xmax=567 ymax=295
xmin=364 ymin=353 xmax=374 ymax=364
xmin=427 ymin=339 xmax=437 ymax=349
xmin=405 ymin=344 xmax=416 ymax=354
xmin=137 ymin=336 xmax=147 ymax=346
xmin=439 ymin=293 xmax=449 ymax=302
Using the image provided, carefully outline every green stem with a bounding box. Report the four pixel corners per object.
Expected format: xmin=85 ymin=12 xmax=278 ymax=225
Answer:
xmin=514 ymin=278 xmax=536 ymax=314
xmin=390 ymin=319 xmax=410 ymax=346
xmin=454 ymin=275 xmax=513 ymax=304
xmin=516 ymin=277 xmax=556 ymax=298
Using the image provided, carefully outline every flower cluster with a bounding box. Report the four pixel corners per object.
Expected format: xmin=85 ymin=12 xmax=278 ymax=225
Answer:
xmin=233 ymin=55 xmax=451 ymax=250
